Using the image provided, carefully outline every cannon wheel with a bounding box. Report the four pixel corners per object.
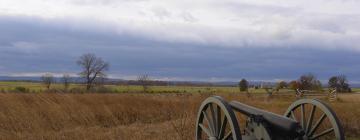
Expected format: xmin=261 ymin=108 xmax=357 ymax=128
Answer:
xmin=196 ymin=96 xmax=241 ymax=140
xmin=284 ymin=99 xmax=344 ymax=140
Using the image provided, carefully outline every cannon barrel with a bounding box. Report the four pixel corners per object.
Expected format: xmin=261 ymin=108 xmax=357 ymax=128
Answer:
xmin=229 ymin=101 xmax=303 ymax=135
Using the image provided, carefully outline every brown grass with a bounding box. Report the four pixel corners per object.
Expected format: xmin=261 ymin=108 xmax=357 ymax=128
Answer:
xmin=0 ymin=93 xmax=359 ymax=140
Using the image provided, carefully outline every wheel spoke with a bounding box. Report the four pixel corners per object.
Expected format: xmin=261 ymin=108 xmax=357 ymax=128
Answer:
xmin=202 ymin=110 xmax=215 ymax=136
xmin=284 ymin=99 xmax=344 ymax=140
xmin=196 ymin=97 xmax=242 ymax=140
xmin=199 ymin=123 xmax=212 ymax=137
xmin=308 ymin=113 xmax=327 ymax=137
xmin=209 ymin=104 xmax=217 ymax=136
xmin=306 ymin=105 xmax=316 ymax=134
xmin=219 ymin=116 xmax=228 ymax=138
xmin=311 ymin=128 xmax=334 ymax=139
xmin=222 ymin=131 xmax=232 ymax=140
xmin=216 ymin=106 xmax=222 ymax=137
xmin=301 ymin=104 xmax=306 ymax=128
xmin=290 ymin=110 xmax=297 ymax=121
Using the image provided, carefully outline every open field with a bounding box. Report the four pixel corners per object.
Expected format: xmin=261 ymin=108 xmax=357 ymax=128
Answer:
xmin=1 ymin=81 xmax=359 ymax=94
xmin=0 ymin=93 xmax=359 ymax=140
xmin=0 ymin=81 xmax=286 ymax=94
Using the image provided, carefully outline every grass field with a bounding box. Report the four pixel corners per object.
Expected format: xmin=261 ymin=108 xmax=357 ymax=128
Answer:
xmin=2 ymin=81 xmax=356 ymax=94
xmin=0 ymin=81 xmax=276 ymax=94
xmin=0 ymin=92 xmax=359 ymax=140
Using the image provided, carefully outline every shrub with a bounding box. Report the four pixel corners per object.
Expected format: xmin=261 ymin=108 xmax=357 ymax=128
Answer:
xmin=69 ymin=87 xmax=86 ymax=94
xmin=239 ymin=79 xmax=249 ymax=92
xmin=14 ymin=86 xmax=29 ymax=93
xmin=92 ymin=86 xmax=112 ymax=93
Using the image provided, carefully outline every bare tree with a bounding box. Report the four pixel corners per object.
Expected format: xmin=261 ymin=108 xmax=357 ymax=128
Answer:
xmin=276 ymin=81 xmax=288 ymax=91
xmin=77 ymin=53 xmax=109 ymax=90
xmin=137 ymin=74 xmax=151 ymax=93
xmin=288 ymin=80 xmax=299 ymax=90
xmin=41 ymin=73 xmax=54 ymax=89
xmin=61 ymin=74 xmax=71 ymax=90
xmin=328 ymin=75 xmax=351 ymax=93
xmin=328 ymin=76 xmax=339 ymax=89
xmin=298 ymin=73 xmax=322 ymax=91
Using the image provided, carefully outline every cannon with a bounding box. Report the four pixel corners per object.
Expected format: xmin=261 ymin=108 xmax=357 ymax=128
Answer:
xmin=196 ymin=96 xmax=344 ymax=140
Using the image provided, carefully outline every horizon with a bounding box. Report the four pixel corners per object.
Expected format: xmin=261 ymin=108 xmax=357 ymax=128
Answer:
xmin=1 ymin=75 xmax=360 ymax=86
xmin=1 ymin=0 xmax=360 ymax=82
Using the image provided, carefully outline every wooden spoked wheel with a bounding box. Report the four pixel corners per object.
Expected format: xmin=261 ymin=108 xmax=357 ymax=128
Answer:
xmin=284 ymin=99 xmax=344 ymax=140
xmin=196 ymin=96 xmax=242 ymax=140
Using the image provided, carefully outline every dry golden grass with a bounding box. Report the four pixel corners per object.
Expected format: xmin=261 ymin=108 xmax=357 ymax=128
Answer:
xmin=0 ymin=93 xmax=359 ymax=140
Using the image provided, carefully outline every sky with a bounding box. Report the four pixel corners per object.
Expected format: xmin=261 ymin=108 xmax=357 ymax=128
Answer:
xmin=0 ymin=0 xmax=359 ymax=82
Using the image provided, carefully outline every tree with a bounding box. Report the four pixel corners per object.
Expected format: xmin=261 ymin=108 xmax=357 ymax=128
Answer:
xmin=338 ymin=75 xmax=351 ymax=92
xmin=77 ymin=53 xmax=109 ymax=90
xmin=288 ymin=80 xmax=299 ymax=90
xmin=41 ymin=73 xmax=54 ymax=89
xmin=238 ymin=79 xmax=249 ymax=92
xmin=62 ymin=74 xmax=71 ymax=90
xmin=138 ymin=74 xmax=151 ymax=92
xmin=328 ymin=75 xmax=351 ymax=93
xmin=276 ymin=81 xmax=288 ymax=91
xmin=328 ymin=76 xmax=339 ymax=89
xmin=298 ymin=73 xmax=322 ymax=91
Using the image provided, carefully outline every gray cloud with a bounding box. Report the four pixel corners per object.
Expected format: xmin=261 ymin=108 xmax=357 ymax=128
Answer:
xmin=0 ymin=16 xmax=360 ymax=82
xmin=67 ymin=0 xmax=148 ymax=5
xmin=151 ymin=7 xmax=172 ymax=20
xmin=179 ymin=12 xmax=197 ymax=23
xmin=1 ymin=0 xmax=360 ymax=51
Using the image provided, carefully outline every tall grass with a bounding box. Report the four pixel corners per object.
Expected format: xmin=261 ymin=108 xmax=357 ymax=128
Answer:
xmin=0 ymin=93 xmax=358 ymax=139
xmin=0 ymin=81 xmax=300 ymax=94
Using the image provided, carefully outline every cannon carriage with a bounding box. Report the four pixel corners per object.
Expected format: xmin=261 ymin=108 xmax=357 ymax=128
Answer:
xmin=196 ymin=96 xmax=344 ymax=140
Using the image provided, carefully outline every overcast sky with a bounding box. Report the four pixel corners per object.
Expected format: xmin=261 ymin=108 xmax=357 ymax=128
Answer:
xmin=0 ymin=0 xmax=359 ymax=82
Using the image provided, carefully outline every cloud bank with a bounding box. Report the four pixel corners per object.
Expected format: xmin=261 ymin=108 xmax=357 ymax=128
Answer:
xmin=0 ymin=0 xmax=359 ymax=81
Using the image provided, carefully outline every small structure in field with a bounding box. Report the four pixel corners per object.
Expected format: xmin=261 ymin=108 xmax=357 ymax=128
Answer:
xmin=295 ymin=89 xmax=305 ymax=98
xmin=328 ymin=88 xmax=338 ymax=102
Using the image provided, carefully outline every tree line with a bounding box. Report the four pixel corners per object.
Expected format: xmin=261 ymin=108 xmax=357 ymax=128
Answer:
xmin=39 ymin=53 xmax=164 ymax=93
xmin=38 ymin=53 xmax=353 ymax=94
xmin=40 ymin=53 xmax=109 ymax=91
xmin=238 ymin=73 xmax=352 ymax=93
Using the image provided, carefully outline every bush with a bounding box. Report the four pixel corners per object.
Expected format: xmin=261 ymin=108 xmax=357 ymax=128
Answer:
xmin=239 ymin=79 xmax=249 ymax=92
xmin=44 ymin=89 xmax=64 ymax=93
xmin=69 ymin=87 xmax=86 ymax=94
xmin=92 ymin=86 xmax=112 ymax=93
xmin=14 ymin=87 xmax=29 ymax=93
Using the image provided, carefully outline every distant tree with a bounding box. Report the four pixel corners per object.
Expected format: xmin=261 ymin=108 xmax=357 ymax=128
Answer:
xmin=314 ymin=80 xmax=323 ymax=91
xmin=41 ymin=73 xmax=54 ymax=89
xmin=77 ymin=53 xmax=109 ymax=90
xmin=298 ymin=73 xmax=322 ymax=91
xmin=338 ymin=75 xmax=351 ymax=92
xmin=328 ymin=76 xmax=339 ymax=89
xmin=94 ymin=76 xmax=108 ymax=87
xmin=276 ymin=81 xmax=288 ymax=91
xmin=288 ymin=80 xmax=299 ymax=90
xmin=61 ymin=74 xmax=71 ymax=90
xmin=288 ymin=80 xmax=300 ymax=90
xmin=328 ymin=75 xmax=351 ymax=93
xmin=138 ymin=74 xmax=151 ymax=93
xmin=238 ymin=79 xmax=249 ymax=92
